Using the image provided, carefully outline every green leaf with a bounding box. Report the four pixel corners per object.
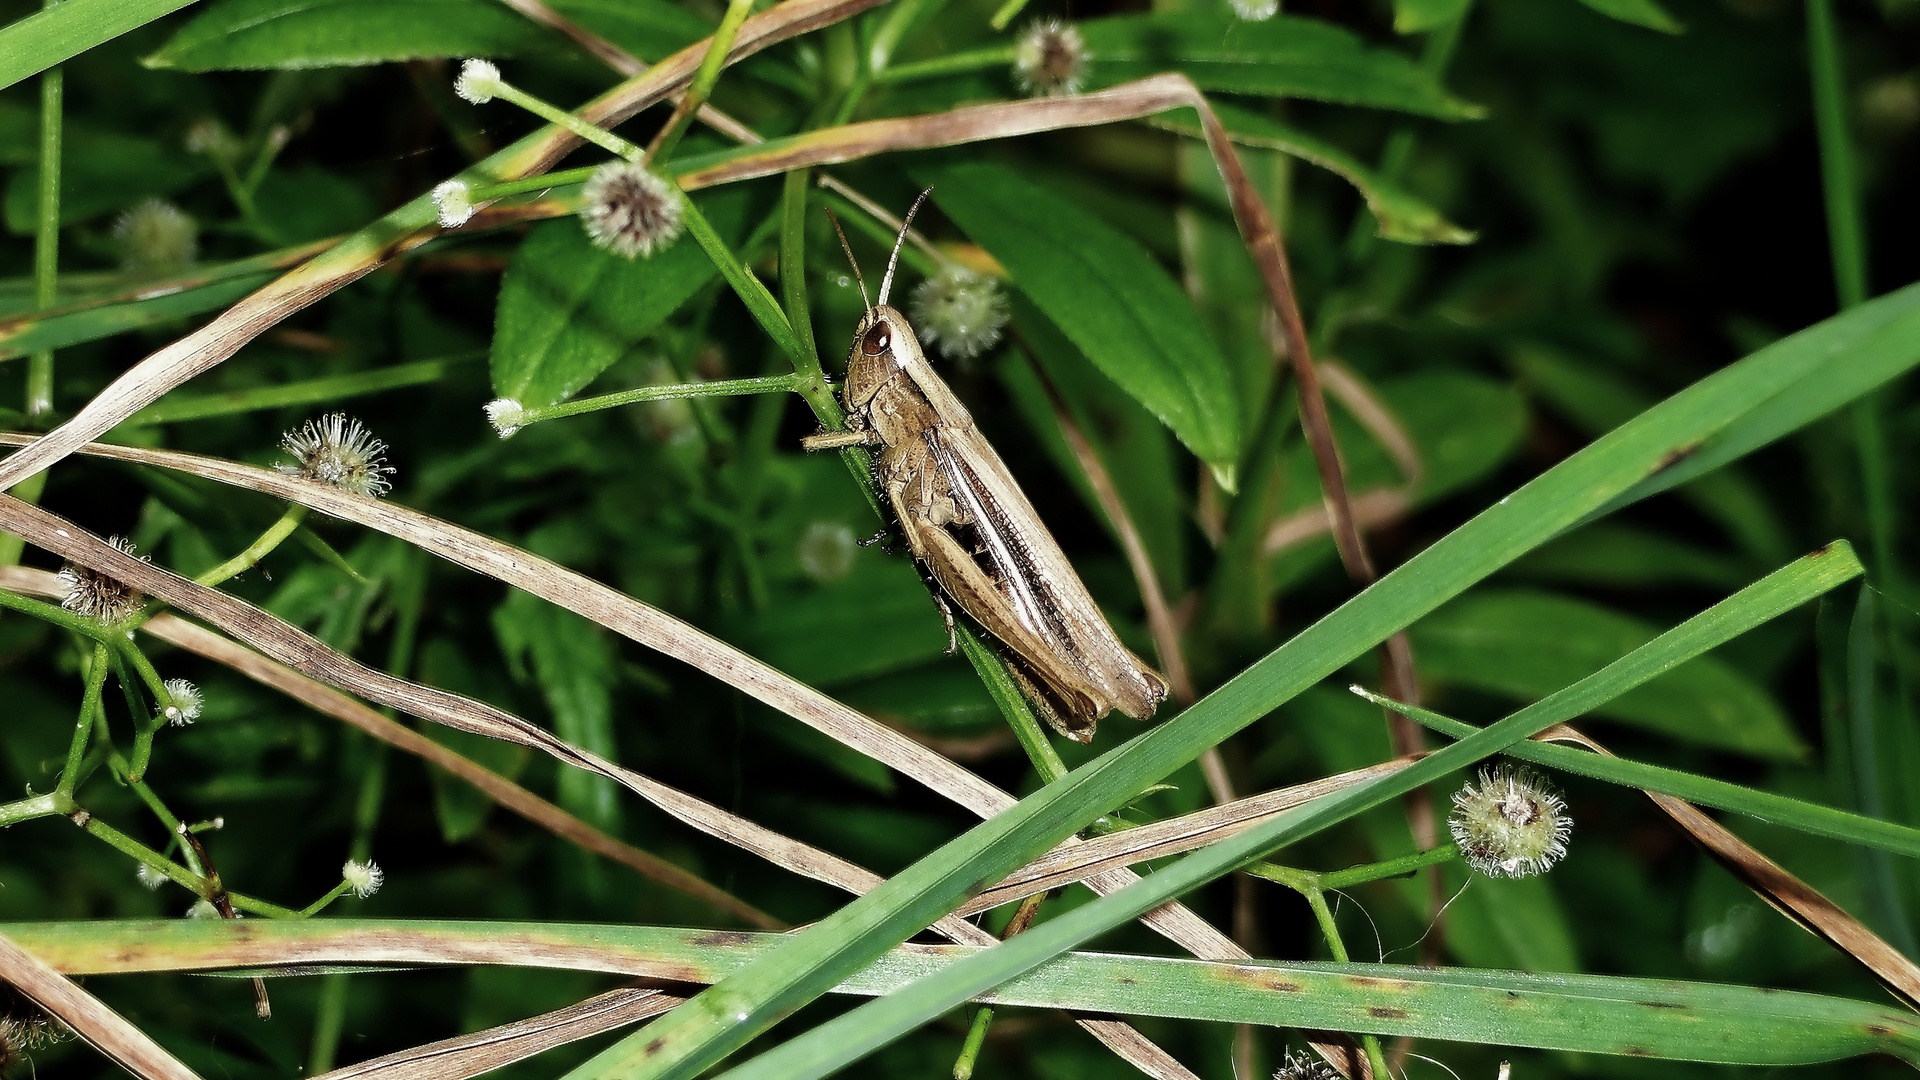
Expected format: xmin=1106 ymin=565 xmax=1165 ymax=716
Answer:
xmin=1078 ymin=12 xmax=1484 ymax=120
xmin=491 ymin=189 xmax=747 ymax=409
xmin=1410 ymin=588 xmax=1807 ymax=760
xmin=1510 ymin=521 xmax=1751 ymax=589
xmin=3 ymin=129 xmax=206 ymax=233
xmin=144 ymin=0 xmax=536 ymax=71
xmin=683 ymin=546 xmax=1864 ymax=1080
xmin=924 ymin=162 xmax=1241 ymax=480
xmin=1394 ymin=0 xmax=1472 ymax=34
xmin=1351 ymin=686 xmax=1920 ymax=860
xmin=1156 ymin=102 xmax=1474 ymax=245
xmin=715 ymin=561 xmax=947 ymax=687
xmin=14 ymin=918 xmax=1920 ymax=1066
xmin=1574 ymin=0 xmax=1684 ymax=34
xmin=588 ymin=292 xmax=1917 ymax=1080
xmin=494 ymin=589 xmax=621 ymax=832
xmin=0 ymin=0 xmax=201 ymax=91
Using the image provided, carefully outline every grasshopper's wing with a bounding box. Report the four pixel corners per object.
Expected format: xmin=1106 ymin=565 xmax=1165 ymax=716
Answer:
xmin=924 ymin=428 xmax=1168 ymax=723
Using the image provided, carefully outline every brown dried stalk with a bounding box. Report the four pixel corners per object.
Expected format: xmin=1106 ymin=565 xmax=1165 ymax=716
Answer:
xmin=0 ymin=565 xmax=783 ymax=933
xmin=1539 ymin=724 xmax=1920 ymax=1008
xmin=318 ymin=987 xmax=684 ymax=1080
xmin=0 ymin=932 xmax=201 ymax=1080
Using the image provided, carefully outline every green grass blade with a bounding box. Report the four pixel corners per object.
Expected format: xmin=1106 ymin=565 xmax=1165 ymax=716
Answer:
xmin=704 ymin=544 xmax=1862 ymax=1080
xmin=584 ymin=294 xmax=1919 ymax=1080
xmin=1347 ymin=685 xmax=1920 ymax=859
xmin=8 ymin=919 xmax=1917 ymax=1066
xmin=0 ymin=0 xmax=201 ymax=91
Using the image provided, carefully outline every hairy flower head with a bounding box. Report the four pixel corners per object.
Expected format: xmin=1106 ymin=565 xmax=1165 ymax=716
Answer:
xmin=136 ymin=862 xmax=169 ymax=890
xmin=581 ymin=161 xmax=684 ymax=259
xmin=1273 ymin=1050 xmax=1336 ymax=1080
xmin=910 ymin=264 xmax=1009 ymax=360
xmin=278 ymin=413 xmax=395 ymax=497
xmin=162 ymin=678 xmax=202 ymax=726
xmin=115 ymin=198 xmax=197 ymax=276
xmin=59 ymin=536 xmax=146 ymax=625
xmin=1449 ymin=764 xmax=1572 ymax=878
xmin=1230 ymin=0 xmax=1279 ymax=20
xmin=484 ymin=398 xmax=527 ymax=438
xmin=434 ymin=180 xmax=476 ymax=229
xmin=454 ymin=59 xmax=503 ymax=104
xmin=343 ymin=859 xmax=384 ymax=899
xmin=797 ymin=521 xmax=858 ymax=583
xmin=1013 ymin=19 xmax=1089 ymax=97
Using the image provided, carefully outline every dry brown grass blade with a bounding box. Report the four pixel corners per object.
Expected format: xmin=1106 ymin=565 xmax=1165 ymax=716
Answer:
xmin=1538 ymin=725 xmax=1920 ymax=1008
xmin=0 ymin=932 xmax=201 ymax=1080
xmin=0 ymin=502 xmax=1189 ymax=1079
xmin=0 ymin=566 xmax=784 ymax=933
xmin=959 ymin=759 xmax=1416 ymax=916
xmin=319 ymin=987 xmax=683 ymax=1080
xmin=0 ymin=0 xmax=885 ymax=495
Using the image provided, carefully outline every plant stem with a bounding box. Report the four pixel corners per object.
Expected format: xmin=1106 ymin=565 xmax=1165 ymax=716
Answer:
xmin=954 ymin=624 xmax=1068 ymax=783
xmin=0 ymin=793 xmax=68 ymax=828
xmin=492 ymin=81 xmax=644 ymax=161
xmin=57 ymin=644 xmax=111 ymax=796
xmin=681 ymin=193 xmax=804 ymax=363
xmin=647 ymin=0 xmax=755 ymax=164
xmin=27 ymin=22 xmax=61 ymax=425
xmin=514 ymin=374 xmax=803 ymax=430
xmin=1807 ymin=0 xmax=1866 ymax=312
xmin=194 ymin=504 xmax=308 ymax=589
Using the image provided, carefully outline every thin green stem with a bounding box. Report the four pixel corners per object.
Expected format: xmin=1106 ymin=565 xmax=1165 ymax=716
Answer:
xmin=988 ymin=0 xmax=1027 ymax=32
xmin=951 ymin=1005 xmax=993 ymax=1079
xmin=129 ymin=355 xmax=471 ymax=427
xmin=955 ymin=624 xmax=1068 ymax=783
xmin=193 ymin=504 xmax=308 ymax=588
xmin=1807 ymin=0 xmax=1867 ymax=311
xmin=510 ymin=374 xmax=802 ymax=430
xmin=297 ymin=881 xmax=353 ymax=918
xmin=57 ymin=644 xmax=111 ymax=796
xmin=492 ymin=81 xmax=643 ymax=161
xmin=780 ymin=170 xmax=826 ymax=396
xmin=681 ymin=192 xmax=803 ymax=362
xmin=0 ymin=793 xmax=68 ymax=828
xmin=466 ymin=166 xmax=598 ymax=203
xmin=648 ymin=0 xmax=754 ymax=164
xmin=27 ymin=24 xmax=61 ymax=424
xmin=1244 ymin=861 xmax=1394 ymax=1080
xmin=876 ymin=46 xmax=1011 ymax=85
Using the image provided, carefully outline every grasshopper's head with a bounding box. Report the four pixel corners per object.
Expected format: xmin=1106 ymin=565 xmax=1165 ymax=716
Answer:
xmin=829 ymin=190 xmax=932 ymax=408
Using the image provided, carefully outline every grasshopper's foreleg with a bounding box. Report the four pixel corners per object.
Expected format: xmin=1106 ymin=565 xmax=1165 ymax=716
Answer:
xmin=800 ymin=429 xmax=882 ymax=452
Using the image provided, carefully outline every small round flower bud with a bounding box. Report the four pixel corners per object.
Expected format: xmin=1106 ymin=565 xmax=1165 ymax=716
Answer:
xmin=114 ymin=198 xmax=197 ymax=277
xmin=186 ymin=898 xmax=220 ymax=919
xmin=1273 ymin=1050 xmax=1336 ymax=1080
xmin=455 ymin=58 xmax=503 ymax=104
xmin=59 ymin=536 xmax=147 ymax=625
xmin=136 ymin=862 xmax=169 ymax=890
xmin=1230 ymin=0 xmax=1279 ymax=19
xmin=1449 ymin=764 xmax=1572 ymax=879
xmin=1013 ymin=19 xmax=1089 ymax=98
xmin=580 ymin=161 xmax=685 ymax=259
xmin=910 ymin=264 xmax=1009 ymax=360
xmin=184 ymin=118 xmax=242 ymax=162
xmin=277 ymin=413 xmax=395 ymax=497
xmin=797 ymin=521 xmax=857 ymax=583
xmin=342 ymin=859 xmax=384 ymax=899
xmin=484 ymin=398 xmax=527 ymax=438
xmin=433 ymin=180 xmax=476 ymax=229
xmin=162 ymin=678 xmax=202 ymax=726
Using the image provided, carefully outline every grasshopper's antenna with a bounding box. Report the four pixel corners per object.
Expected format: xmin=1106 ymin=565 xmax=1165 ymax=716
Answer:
xmin=824 ymin=209 xmax=871 ymax=314
xmin=877 ymin=186 xmax=931 ymax=308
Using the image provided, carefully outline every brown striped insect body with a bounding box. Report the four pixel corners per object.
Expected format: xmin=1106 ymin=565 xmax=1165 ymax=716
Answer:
xmin=803 ymin=192 xmax=1167 ymax=741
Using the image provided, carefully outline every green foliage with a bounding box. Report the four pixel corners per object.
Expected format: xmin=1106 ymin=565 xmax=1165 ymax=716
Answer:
xmin=2 ymin=0 xmax=1917 ymax=1077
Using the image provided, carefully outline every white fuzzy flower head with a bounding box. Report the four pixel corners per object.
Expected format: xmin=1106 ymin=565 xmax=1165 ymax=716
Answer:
xmin=136 ymin=862 xmax=169 ymax=890
xmin=910 ymin=264 xmax=1009 ymax=360
xmin=0 ymin=1002 xmax=73 ymax=1055
xmin=1013 ymin=19 xmax=1089 ymax=97
xmin=184 ymin=118 xmax=242 ymax=161
xmin=1449 ymin=764 xmax=1572 ymax=879
xmin=434 ymin=180 xmax=476 ymax=229
xmin=342 ymin=859 xmax=384 ymax=899
xmin=1230 ymin=0 xmax=1279 ymax=19
xmin=114 ymin=198 xmax=197 ymax=276
xmin=797 ymin=522 xmax=858 ymax=583
xmin=59 ymin=536 xmax=147 ymax=625
xmin=454 ymin=58 xmax=503 ymax=104
xmin=581 ymin=161 xmax=684 ymax=259
xmin=186 ymin=898 xmax=220 ymax=919
xmin=484 ymin=398 xmax=527 ymax=438
xmin=277 ymin=413 xmax=395 ymax=497
xmin=162 ymin=678 xmax=202 ymax=726
xmin=1273 ymin=1050 xmax=1336 ymax=1080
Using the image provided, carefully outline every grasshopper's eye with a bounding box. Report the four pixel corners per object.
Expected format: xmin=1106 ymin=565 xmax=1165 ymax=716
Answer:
xmin=862 ymin=323 xmax=892 ymax=355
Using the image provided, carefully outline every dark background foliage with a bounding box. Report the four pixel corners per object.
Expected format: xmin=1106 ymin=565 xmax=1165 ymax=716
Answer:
xmin=1 ymin=0 xmax=1917 ymax=1076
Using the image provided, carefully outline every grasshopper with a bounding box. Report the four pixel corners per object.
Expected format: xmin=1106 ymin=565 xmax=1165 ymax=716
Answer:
xmin=803 ymin=191 xmax=1167 ymax=742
